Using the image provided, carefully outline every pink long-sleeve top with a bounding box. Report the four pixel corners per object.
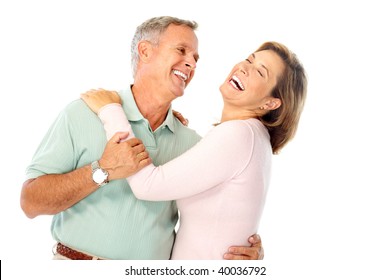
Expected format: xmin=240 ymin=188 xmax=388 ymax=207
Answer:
xmin=99 ymin=104 xmax=272 ymax=259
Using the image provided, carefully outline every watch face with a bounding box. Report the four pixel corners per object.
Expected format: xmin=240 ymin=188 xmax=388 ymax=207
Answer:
xmin=93 ymin=169 xmax=107 ymax=184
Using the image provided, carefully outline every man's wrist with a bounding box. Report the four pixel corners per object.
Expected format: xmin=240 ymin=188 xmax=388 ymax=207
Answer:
xmin=91 ymin=160 xmax=109 ymax=187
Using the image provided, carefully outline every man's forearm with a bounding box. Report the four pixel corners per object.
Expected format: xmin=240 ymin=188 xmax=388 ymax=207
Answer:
xmin=21 ymin=164 xmax=98 ymax=218
xmin=21 ymin=129 xmax=150 ymax=219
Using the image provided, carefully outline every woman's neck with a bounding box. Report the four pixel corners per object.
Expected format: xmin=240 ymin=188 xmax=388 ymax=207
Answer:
xmin=220 ymin=105 xmax=258 ymax=123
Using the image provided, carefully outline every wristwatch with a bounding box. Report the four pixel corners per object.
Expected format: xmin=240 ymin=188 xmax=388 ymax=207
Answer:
xmin=91 ymin=161 xmax=109 ymax=187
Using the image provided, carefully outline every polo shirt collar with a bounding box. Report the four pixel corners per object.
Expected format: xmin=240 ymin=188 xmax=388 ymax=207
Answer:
xmin=164 ymin=107 xmax=176 ymax=133
xmin=119 ymin=87 xmax=176 ymax=133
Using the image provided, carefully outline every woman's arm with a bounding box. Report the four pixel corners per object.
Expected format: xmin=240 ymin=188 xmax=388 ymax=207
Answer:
xmin=99 ymin=104 xmax=255 ymax=201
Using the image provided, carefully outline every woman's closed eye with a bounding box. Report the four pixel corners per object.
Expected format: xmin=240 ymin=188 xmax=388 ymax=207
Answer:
xmin=246 ymin=59 xmax=264 ymax=77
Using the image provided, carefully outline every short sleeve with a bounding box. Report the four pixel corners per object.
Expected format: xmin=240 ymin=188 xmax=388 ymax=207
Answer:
xmin=25 ymin=107 xmax=78 ymax=179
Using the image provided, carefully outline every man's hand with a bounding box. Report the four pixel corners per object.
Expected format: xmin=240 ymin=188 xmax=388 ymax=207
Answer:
xmin=99 ymin=132 xmax=151 ymax=180
xmin=223 ymin=234 xmax=264 ymax=260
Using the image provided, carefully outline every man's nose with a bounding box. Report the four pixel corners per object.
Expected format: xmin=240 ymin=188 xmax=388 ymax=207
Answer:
xmin=185 ymin=58 xmax=197 ymax=70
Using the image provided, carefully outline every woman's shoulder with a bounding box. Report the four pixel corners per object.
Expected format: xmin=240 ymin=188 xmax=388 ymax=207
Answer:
xmin=213 ymin=119 xmax=269 ymax=143
xmin=211 ymin=119 xmax=256 ymax=141
xmin=216 ymin=119 xmax=259 ymax=133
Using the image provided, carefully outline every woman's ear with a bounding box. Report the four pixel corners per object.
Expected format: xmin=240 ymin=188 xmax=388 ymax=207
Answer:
xmin=264 ymin=98 xmax=281 ymax=111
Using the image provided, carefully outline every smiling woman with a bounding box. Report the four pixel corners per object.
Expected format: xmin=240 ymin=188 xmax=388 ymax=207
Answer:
xmin=80 ymin=40 xmax=307 ymax=259
xmin=220 ymin=49 xmax=285 ymax=128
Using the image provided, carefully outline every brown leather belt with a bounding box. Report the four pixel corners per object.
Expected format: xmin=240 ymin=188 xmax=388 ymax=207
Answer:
xmin=56 ymin=243 xmax=103 ymax=260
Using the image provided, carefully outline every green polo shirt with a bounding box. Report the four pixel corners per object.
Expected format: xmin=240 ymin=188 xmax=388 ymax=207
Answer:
xmin=25 ymin=88 xmax=202 ymax=259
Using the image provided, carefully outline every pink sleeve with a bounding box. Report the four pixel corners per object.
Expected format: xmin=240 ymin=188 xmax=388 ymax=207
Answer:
xmin=98 ymin=103 xmax=135 ymax=141
xmin=98 ymin=105 xmax=255 ymax=201
xmin=128 ymin=121 xmax=255 ymax=201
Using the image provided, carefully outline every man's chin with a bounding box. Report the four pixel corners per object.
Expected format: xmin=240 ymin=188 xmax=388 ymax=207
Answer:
xmin=172 ymin=88 xmax=185 ymax=98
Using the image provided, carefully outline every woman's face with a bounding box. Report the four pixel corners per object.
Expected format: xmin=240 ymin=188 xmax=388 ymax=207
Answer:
xmin=220 ymin=49 xmax=285 ymax=111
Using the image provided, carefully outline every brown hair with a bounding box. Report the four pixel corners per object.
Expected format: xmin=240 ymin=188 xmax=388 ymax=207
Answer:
xmin=256 ymin=42 xmax=307 ymax=154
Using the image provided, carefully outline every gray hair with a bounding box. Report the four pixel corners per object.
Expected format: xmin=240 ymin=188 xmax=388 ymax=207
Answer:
xmin=130 ymin=16 xmax=198 ymax=77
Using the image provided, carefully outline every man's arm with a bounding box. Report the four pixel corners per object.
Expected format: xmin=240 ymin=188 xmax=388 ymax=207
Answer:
xmin=21 ymin=165 xmax=97 ymax=218
xmin=21 ymin=132 xmax=150 ymax=219
xmin=224 ymin=234 xmax=264 ymax=260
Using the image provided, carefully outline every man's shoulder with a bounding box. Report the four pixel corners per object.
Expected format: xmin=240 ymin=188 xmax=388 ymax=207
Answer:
xmin=58 ymin=98 xmax=96 ymax=119
xmin=63 ymin=98 xmax=89 ymax=112
xmin=173 ymin=121 xmax=202 ymax=142
xmin=182 ymin=125 xmax=202 ymax=138
xmin=50 ymin=99 xmax=100 ymax=131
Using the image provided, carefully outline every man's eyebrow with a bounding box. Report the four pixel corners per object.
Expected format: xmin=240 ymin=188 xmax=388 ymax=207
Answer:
xmin=251 ymin=53 xmax=269 ymax=76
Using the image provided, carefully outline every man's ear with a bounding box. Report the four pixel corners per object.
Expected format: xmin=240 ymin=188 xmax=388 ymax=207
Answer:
xmin=264 ymin=98 xmax=282 ymax=111
xmin=138 ymin=40 xmax=153 ymax=62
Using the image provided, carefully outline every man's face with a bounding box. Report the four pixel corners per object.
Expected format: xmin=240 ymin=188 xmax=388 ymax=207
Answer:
xmin=149 ymin=24 xmax=199 ymax=99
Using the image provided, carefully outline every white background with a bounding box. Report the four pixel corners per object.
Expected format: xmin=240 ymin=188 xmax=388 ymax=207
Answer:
xmin=1 ymin=0 xmax=388 ymax=279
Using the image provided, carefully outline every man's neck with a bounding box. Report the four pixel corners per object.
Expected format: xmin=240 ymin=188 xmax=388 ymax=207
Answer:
xmin=132 ymin=85 xmax=172 ymax=131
